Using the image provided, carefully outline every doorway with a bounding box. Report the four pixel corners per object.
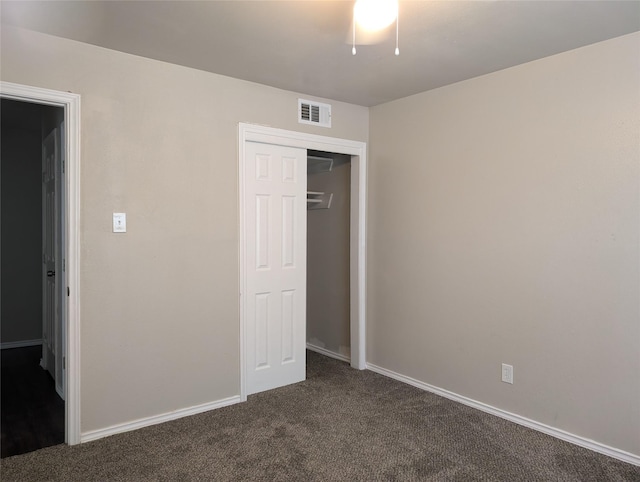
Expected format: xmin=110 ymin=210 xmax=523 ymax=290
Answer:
xmin=239 ymin=123 xmax=367 ymax=400
xmin=0 ymin=81 xmax=81 ymax=446
xmin=1 ymin=99 xmax=65 ymax=456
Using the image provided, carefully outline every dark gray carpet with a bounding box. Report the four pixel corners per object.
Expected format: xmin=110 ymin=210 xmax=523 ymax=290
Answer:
xmin=2 ymin=351 xmax=639 ymax=481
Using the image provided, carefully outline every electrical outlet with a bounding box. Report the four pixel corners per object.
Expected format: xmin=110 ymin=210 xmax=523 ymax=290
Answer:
xmin=501 ymin=363 xmax=513 ymax=384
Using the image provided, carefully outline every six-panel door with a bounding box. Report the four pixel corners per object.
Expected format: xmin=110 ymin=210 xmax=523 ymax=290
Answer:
xmin=244 ymin=141 xmax=307 ymax=395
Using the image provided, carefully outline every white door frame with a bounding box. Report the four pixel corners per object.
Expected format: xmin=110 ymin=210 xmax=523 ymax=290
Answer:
xmin=239 ymin=122 xmax=367 ymax=401
xmin=1 ymin=81 xmax=81 ymax=445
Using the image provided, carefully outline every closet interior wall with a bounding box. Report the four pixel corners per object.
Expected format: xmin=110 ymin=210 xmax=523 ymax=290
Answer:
xmin=306 ymin=152 xmax=351 ymax=360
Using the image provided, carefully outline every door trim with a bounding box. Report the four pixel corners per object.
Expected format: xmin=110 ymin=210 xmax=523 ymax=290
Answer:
xmin=239 ymin=122 xmax=367 ymax=401
xmin=1 ymin=81 xmax=81 ymax=445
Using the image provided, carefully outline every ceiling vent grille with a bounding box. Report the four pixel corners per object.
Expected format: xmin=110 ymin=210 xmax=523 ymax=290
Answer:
xmin=298 ymin=99 xmax=331 ymax=128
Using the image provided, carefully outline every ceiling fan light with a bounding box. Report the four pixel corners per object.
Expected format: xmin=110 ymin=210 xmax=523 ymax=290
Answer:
xmin=354 ymin=0 xmax=398 ymax=32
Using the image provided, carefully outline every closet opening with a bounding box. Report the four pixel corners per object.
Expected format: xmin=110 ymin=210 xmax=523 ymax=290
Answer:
xmin=306 ymin=150 xmax=352 ymax=363
xmin=239 ymin=122 xmax=367 ymax=399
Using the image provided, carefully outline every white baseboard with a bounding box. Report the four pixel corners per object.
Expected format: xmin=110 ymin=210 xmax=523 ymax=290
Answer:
xmin=80 ymin=395 xmax=242 ymax=443
xmin=307 ymin=343 xmax=350 ymax=363
xmin=366 ymin=363 xmax=640 ymax=467
xmin=1 ymin=339 xmax=43 ymax=350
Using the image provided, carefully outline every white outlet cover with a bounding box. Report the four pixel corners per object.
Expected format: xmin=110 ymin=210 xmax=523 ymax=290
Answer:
xmin=501 ymin=363 xmax=513 ymax=384
xmin=113 ymin=213 xmax=127 ymax=233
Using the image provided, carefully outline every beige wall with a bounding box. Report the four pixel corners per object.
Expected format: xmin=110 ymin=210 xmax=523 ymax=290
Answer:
xmin=368 ymin=32 xmax=640 ymax=455
xmin=307 ymin=154 xmax=351 ymax=357
xmin=0 ymin=26 xmax=368 ymax=433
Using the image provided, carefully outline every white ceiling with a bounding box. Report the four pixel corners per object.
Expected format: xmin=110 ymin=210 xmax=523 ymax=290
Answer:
xmin=2 ymin=1 xmax=639 ymax=107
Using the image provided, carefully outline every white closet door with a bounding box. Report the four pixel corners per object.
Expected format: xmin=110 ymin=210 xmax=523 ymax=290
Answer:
xmin=244 ymin=141 xmax=307 ymax=395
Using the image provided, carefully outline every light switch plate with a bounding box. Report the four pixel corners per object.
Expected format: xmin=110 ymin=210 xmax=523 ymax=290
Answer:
xmin=113 ymin=213 xmax=126 ymax=233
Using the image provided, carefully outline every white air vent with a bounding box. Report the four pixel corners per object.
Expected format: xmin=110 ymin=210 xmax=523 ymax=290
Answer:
xmin=298 ymin=99 xmax=331 ymax=128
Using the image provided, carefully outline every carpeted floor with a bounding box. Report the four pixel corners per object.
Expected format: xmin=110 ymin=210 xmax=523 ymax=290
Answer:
xmin=2 ymin=351 xmax=639 ymax=481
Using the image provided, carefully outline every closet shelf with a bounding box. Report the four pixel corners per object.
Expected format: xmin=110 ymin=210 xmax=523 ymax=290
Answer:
xmin=307 ymin=156 xmax=333 ymax=174
xmin=307 ymin=191 xmax=333 ymax=210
